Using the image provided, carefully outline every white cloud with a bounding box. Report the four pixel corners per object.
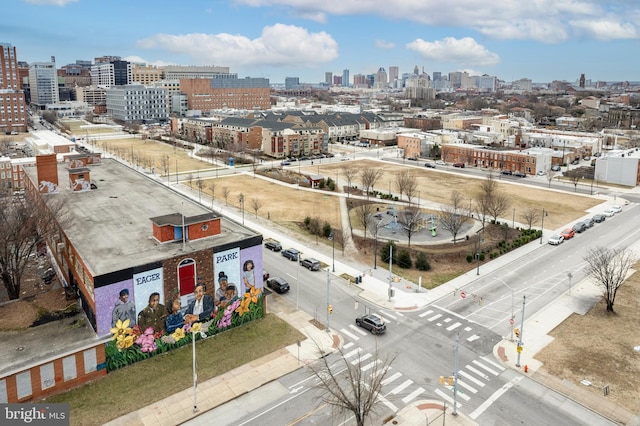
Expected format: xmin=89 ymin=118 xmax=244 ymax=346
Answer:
xmin=233 ymin=0 xmax=640 ymax=42
xmin=570 ymin=19 xmax=639 ymax=40
xmin=406 ymin=37 xmax=500 ymax=66
xmin=375 ymin=40 xmax=395 ymax=49
xmin=136 ymin=24 xmax=338 ymax=67
xmin=24 ymin=0 xmax=78 ymax=5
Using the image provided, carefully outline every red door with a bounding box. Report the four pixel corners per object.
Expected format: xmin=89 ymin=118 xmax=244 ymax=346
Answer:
xmin=178 ymin=259 xmax=196 ymax=296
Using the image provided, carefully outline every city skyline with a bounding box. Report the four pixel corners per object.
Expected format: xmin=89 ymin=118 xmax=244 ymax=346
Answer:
xmin=3 ymin=0 xmax=640 ymax=85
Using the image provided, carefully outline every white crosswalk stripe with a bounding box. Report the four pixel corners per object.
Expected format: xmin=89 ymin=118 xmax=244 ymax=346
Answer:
xmin=434 ymin=389 xmax=462 ymax=409
xmin=381 ymin=371 xmax=402 ymax=386
xmin=480 ymin=356 xmax=506 ymax=372
xmin=456 ymin=379 xmax=478 ymax=394
xmin=351 ymin=352 xmax=372 ymax=365
xmin=378 ymin=311 xmax=396 ymax=320
xmin=472 ymin=359 xmax=501 ymax=376
xmin=349 ymin=324 xmax=368 ymax=336
xmin=343 ymin=342 xmax=354 ymax=350
xmin=427 ymin=313 xmax=443 ymax=322
xmin=388 ymin=379 xmax=413 ymax=395
xmin=446 ymin=321 xmax=461 ymax=331
xmin=458 ymin=370 xmax=486 ymax=388
xmin=361 ymin=359 xmax=381 ymax=372
xmin=445 ymin=385 xmax=470 ymax=401
xmin=402 ymin=387 xmax=425 ymax=404
xmin=418 ymin=309 xmax=433 ymax=318
xmin=466 ymin=334 xmax=480 ymax=342
xmin=340 ymin=328 xmax=360 ymax=341
xmin=343 ymin=347 xmax=362 ymax=360
xmin=465 ymin=365 xmax=491 ymax=381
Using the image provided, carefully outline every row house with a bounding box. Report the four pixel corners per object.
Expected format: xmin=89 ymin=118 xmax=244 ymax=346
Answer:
xmin=177 ymin=117 xmax=214 ymax=143
xmin=397 ymin=132 xmax=440 ymax=159
xmin=441 ymin=143 xmax=542 ymax=175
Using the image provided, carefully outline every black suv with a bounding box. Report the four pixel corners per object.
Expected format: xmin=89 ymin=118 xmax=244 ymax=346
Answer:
xmin=266 ymin=277 xmax=290 ymax=294
xmin=513 ymin=171 xmax=526 ymax=178
xmin=265 ymin=241 xmax=282 ymax=252
xmin=572 ymin=222 xmax=587 ymax=233
xmin=355 ymin=314 xmax=386 ymax=335
xmin=281 ymin=248 xmax=299 ymax=261
xmin=300 ymin=258 xmax=321 ymax=271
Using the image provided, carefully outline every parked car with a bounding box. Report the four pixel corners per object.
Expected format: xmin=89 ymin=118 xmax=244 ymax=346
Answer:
xmin=264 ymin=241 xmax=282 ymax=252
xmin=452 ymin=162 xmax=465 ymax=168
xmin=611 ymin=205 xmax=622 ymax=213
xmin=424 ymin=162 xmax=436 ymax=168
xmin=281 ymin=160 xmax=291 ymax=166
xmin=548 ymin=234 xmax=564 ymax=246
xmin=436 ymin=160 xmax=446 ymax=166
xmin=266 ymin=277 xmax=290 ymax=294
xmin=592 ymin=214 xmax=606 ymax=223
xmin=299 ymin=258 xmax=321 ymax=271
xmin=263 ymin=270 xmax=270 ymax=281
xmin=281 ymin=248 xmax=300 ymax=261
xmin=551 ymin=165 xmax=562 ymax=172
xmin=582 ymin=218 xmax=595 ymax=228
xmin=513 ymin=171 xmax=527 ymax=178
xmin=536 ymin=170 xmax=546 ymax=176
xmin=355 ymin=314 xmax=386 ymax=335
xmin=501 ymin=170 xmax=512 ymax=176
xmin=560 ymin=228 xmax=575 ymax=239
xmin=572 ymin=222 xmax=587 ymax=233
xmin=603 ymin=209 xmax=615 ymax=217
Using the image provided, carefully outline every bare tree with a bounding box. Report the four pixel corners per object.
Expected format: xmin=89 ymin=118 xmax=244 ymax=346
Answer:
xmin=520 ymin=208 xmax=540 ymax=230
xmin=343 ymin=167 xmax=358 ymax=198
xmin=0 ymin=194 xmax=68 ymax=300
xmin=360 ymin=169 xmax=382 ymax=199
xmin=222 ymin=187 xmax=230 ymax=206
xmin=331 ymin=228 xmax=348 ymax=255
xmin=354 ymin=203 xmax=374 ymax=240
xmin=440 ymin=191 xmax=470 ymax=244
xmin=394 ymin=171 xmax=408 ymax=201
xmin=583 ymin=247 xmax=636 ymax=313
xmin=307 ymin=342 xmax=397 ymax=426
xmin=367 ymin=215 xmax=385 ymax=268
xmin=486 ymin=193 xmax=510 ymax=223
xmin=397 ymin=207 xmax=421 ymax=247
xmin=546 ymin=169 xmax=556 ymax=188
xmin=208 ymin=182 xmax=216 ymax=205
xmin=250 ymin=198 xmax=262 ymax=218
xmin=567 ymin=171 xmax=581 ymax=192
xmin=394 ymin=171 xmax=418 ymax=204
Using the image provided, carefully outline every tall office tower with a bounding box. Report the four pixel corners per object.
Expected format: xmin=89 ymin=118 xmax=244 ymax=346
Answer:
xmin=389 ymin=66 xmax=399 ymax=84
xmin=28 ymin=59 xmax=59 ymax=108
xmin=353 ymin=74 xmax=368 ymax=88
xmin=91 ymin=60 xmax=132 ymax=88
xmin=432 ymin=72 xmax=441 ymax=81
xmin=325 ymin=72 xmax=333 ymax=85
xmin=0 ymin=42 xmax=27 ymax=133
xmin=448 ymin=71 xmax=463 ymax=89
xmin=333 ymin=75 xmax=342 ymax=85
xmin=342 ymin=69 xmax=349 ymax=88
xmin=375 ymin=67 xmax=388 ymax=88
xmin=285 ymin=77 xmax=300 ymax=90
xmin=413 ymin=65 xmax=419 ymax=75
xmin=579 ymin=74 xmax=585 ymax=88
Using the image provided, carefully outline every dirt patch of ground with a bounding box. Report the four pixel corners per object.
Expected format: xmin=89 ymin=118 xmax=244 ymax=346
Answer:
xmin=535 ymin=265 xmax=640 ymax=412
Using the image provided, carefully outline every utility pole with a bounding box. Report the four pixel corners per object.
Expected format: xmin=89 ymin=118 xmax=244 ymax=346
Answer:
xmin=516 ymin=295 xmax=526 ymax=367
xmin=388 ymin=245 xmax=394 ymax=301
xmin=453 ymin=333 xmax=460 ymax=417
xmin=326 ymin=268 xmax=331 ymax=332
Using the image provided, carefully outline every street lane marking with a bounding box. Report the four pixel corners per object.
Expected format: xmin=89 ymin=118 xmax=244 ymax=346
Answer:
xmin=349 ymin=324 xmax=368 ymax=335
xmin=402 ymin=387 xmax=425 ymax=404
xmin=466 ymin=334 xmax=480 ymax=342
xmin=343 ymin=348 xmax=362 ymax=360
xmin=458 ymin=370 xmax=485 ymax=387
xmin=379 ymin=311 xmax=397 ymax=320
xmin=378 ymin=394 xmax=398 ymax=412
xmin=464 ymin=326 xmax=472 ymax=331
xmin=469 ymin=377 xmax=522 ymax=420
xmin=466 ymin=365 xmax=490 ymax=380
xmin=388 ymin=379 xmax=412 ymax=395
xmin=446 ymin=321 xmax=462 ymax=331
xmin=381 ymin=372 xmax=402 ymax=386
xmin=340 ymin=328 xmax=359 ymax=341
xmin=351 ymin=352 xmax=372 ymax=365
xmin=434 ymin=389 xmax=462 ymax=409
xmin=480 ymin=356 xmax=505 ymax=372
xmin=361 ymin=360 xmax=381 ymax=372
xmin=428 ymin=313 xmax=443 ymax=322
xmin=443 ymin=317 xmax=452 ymax=323
xmin=343 ymin=342 xmax=354 ymax=350
xmin=456 ymin=379 xmax=478 ymax=394
xmin=419 ymin=309 xmax=433 ymax=318
xmin=445 ymin=385 xmax=470 ymax=401
xmin=472 ymin=359 xmax=501 ymax=376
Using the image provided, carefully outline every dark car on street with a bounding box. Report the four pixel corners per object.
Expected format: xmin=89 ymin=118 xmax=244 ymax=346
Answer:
xmin=355 ymin=314 xmax=386 ymax=335
xmin=452 ymin=162 xmax=465 ymax=168
xmin=300 ymin=258 xmax=321 ymax=271
xmin=424 ymin=162 xmax=436 ymax=168
xmin=513 ymin=171 xmax=526 ymax=178
xmin=265 ymin=241 xmax=282 ymax=252
xmin=266 ymin=277 xmax=290 ymax=294
xmin=281 ymin=248 xmax=300 ymax=261
xmin=592 ymin=214 xmax=606 ymax=223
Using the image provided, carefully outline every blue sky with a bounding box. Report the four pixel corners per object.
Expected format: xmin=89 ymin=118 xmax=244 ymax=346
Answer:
xmin=3 ymin=0 xmax=639 ymax=84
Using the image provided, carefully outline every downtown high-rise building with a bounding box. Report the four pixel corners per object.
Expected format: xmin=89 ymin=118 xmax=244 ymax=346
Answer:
xmin=325 ymin=72 xmax=333 ymax=85
xmin=0 ymin=42 xmax=27 ymax=132
xmin=389 ymin=66 xmax=399 ymax=84
xmin=28 ymin=57 xmax=59 ymax=109
xmin=342 ymin=69 xmax=349 ymax=87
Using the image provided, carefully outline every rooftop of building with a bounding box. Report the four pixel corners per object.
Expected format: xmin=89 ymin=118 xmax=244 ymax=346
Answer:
xmin=22 ymin=158 xmax=259 ymax=278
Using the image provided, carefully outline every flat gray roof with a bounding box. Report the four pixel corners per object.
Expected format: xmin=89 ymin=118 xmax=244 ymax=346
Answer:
xmin=23 ymin=158 xmax=259 ymax=278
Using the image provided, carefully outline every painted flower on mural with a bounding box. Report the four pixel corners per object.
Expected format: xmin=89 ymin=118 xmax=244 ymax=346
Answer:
xmin=190 ymin=322 xmax=203 ymax=334
xmin=183 ymin=322 xmax=192 ymax=334
xmin=161 ymin=335 xmax=176 ymax=345
xmin=135 ymin=327 xmax=158 ymax=353
xmin=115 ymin=334 xmax=134 ymax=351
xmin=245 ymin=286 xmax=261 ymax=305
xmin=171 ymin=326 xmax=186 ymax=342
xmin=217 ymin=299 xmax=242 ymax=328
xmin=110 ymin=319 xmax=132 ymax=339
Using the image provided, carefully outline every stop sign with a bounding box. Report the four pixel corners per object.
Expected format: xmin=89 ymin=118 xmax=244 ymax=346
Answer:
xmin=460 ymin=291 xmax=466 ymax=299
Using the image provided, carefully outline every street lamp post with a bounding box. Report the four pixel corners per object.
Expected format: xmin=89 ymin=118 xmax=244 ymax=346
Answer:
xmin=239 ymin=194 xmax=245 ymax=225
xmin=296 ymin=251 xmax=302 ymax=310
xmin=330 ymin=233 xmax=335 ymax=272
xmin=539 ymin=208 xmax=547 ymax=244
xmin=476 ymin=227 xmax=484 ymax=275
xmin=516 ymin=295 xmax=526 ymax=367
xmin=494 ymin=276 xmax=515 ymax=341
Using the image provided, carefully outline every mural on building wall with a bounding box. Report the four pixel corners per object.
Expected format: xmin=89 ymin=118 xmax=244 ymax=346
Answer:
xmin=95 ymin=280 xmax=135 ymax=336
xmin=105 ymin=244 xmax=264 ymax=372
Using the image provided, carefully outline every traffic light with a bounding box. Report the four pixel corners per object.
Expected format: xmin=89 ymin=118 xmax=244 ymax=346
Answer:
xmin=439 ymin=376 xmax=445 ymax=385
xmin=514 ymin=328 xmax=520 ymax=339
xmin=447 ymin=376 xmax=454 ymax=386
xmin=328 ymin=304 xmax=333 ymax=314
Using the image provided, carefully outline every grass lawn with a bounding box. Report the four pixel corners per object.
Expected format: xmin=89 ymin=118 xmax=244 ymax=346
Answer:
xmin=45 ymin=314 xmax=304 ymax=426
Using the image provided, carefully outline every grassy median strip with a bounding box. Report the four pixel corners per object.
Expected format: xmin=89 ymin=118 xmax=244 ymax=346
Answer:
xmin=46 ymin=314 xmax=304 ymax=426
